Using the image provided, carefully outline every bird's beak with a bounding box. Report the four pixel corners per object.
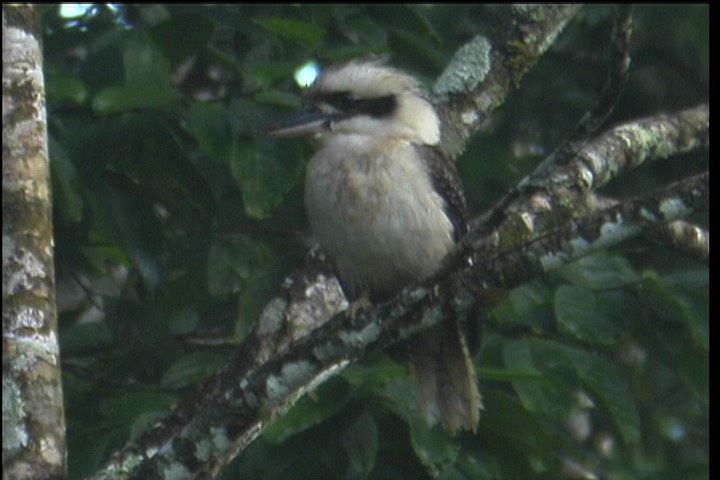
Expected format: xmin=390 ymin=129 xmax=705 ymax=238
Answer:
xmin=261 ymin=109 xmax=334 ymax=138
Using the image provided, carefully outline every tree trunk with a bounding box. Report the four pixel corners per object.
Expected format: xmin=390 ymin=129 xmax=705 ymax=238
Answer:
xmin=2 ymin=5 xmax=66 ymax=480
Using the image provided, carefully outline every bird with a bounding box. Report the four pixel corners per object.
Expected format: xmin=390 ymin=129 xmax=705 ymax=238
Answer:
xmin=264 ymin=58 xmax=481 ymax=434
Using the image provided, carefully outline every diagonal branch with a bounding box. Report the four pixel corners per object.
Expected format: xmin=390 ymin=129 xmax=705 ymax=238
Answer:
xmin=86 ymin=8 xmax=709 ymax=480
xmin=532 ymin=5 xmax=634 ymax=178
xmin=472 ymin=104 xmax=709 ymax=239
xmin=473 ymin=171 xmax=708 ymax=287
xmin=116 ymin=101 xmax=710 ymax=479
xmin=433 ymin=4 xmax=582 ymax=160
xmin=88 ymin=7 xmax=585 ymax=479
xmin=540 ymin=104 xmax=709 ymax=192
xmin=88 ymin=97 xmax=710 ymax=480
xmin=128 ymin=170 xmax=707 ymax=479
xmin=645 ymin=220 xmax=709 ymax=262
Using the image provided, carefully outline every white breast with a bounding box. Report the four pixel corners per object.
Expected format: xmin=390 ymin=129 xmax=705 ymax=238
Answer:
xmin=305 ymin=135 xmax=454 ymax=299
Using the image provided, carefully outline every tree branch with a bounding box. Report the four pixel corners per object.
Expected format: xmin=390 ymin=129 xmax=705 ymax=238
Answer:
xmin=89 ymin=8 xmax=589 ymax=478
xmin=473 ymin=104 xmax=709 ymax=240
xmin=530 ymin=104 xmax=709 ymax=191
xmin=434 ymin=4 xmax=582 ymax=159
xmin=471 ymin=171 xmax=707 ymax=288
xmin=126 ymin=169 xmax=707 ymax=480
xmin=97 ymin=108 xmax=709 ymax=476
xmin=645 ymin=220 xmax=709 ymax=262
xmin=86 ymin=7 xmax=709 ymax=479
xmin=533 ymin=5 xmax=633 ymax=175
xmin=3 ymin=5 xmax=67 ymax=479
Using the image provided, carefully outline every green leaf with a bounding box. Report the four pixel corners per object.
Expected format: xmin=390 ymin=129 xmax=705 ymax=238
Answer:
xmin=231 ymin=136 xmax=305 ymax=219
xmin=149 ymin=14 xmax=215 ymax=68
xmin=67 ymin=422 xmax=129 ymax=480
xmin=263 ymin=379 xmax=350 ymax=444
xmin=555 ymin=285 xmax=621 ymax=346
xmin=636 ymin=271 xmax=709 ymax=403
xmin=107 ymin=117 xmax=217 ymax=220
xmin=92 ymin=86 xmax=178 ymax=114
xmin=476 ymin=367 xmax=548 ymax=384
xmin=185 ymin=101 xmax=231 ymax=162
xmin=49 ymin=137 xmax=85 ymax=223
xmin=336 ymin=14 xmax=389 ymax=50
xmin=371 ymin=5 xmax=442 ymax=43
xmin=340 ymin=356 xmax=406 ymax=389
xmin=342 ymin=411 xmax=378 ymax=479
xmin=46 ymin=75 xmax=87 ymax=104
xmin=489 ymin=281 xmax=554 ymax=331
xmin=130 ymin=409 xmax=172 ymax=439
xmin=161 ymin=351 xmax=228 ymax=389
xmin=185 ymin=99 xmax=304 ymax=219
xmin=503 ymin=338 xmax=580 ymax=421
xmin=103 ymin=298 xmax=175 ymax=369
xmin=97 ymin=175 xmax=164 ymax=286
xmin=254 ymin=18 xmax=326 ymax=47
xmin=98 ymin=392 xmax=177 ymax=444
xmin=556 ymin=253 xmax=641 ymax=290
xmin=80 ymin=245 xmax=131 ymax=275
xmin=440 ymin=449 xmax=500 ymax=480
xmin=382 ymin=379 xmax=460 ymax=475
xmin=236 ymin=246 xmax=301 ymax=340
xmin=206 ymin=234 xmax=275 ymax=297
xmin=580 ymin=360 xmax=640 ymax=445
xmin=503 ymin=339 xmax=571 ymax=418
xmin=97 ymin=392 xmax=177 ymax=421
xmin=387 ymin=26 xmax=446 ymax=72
xmin=409 ymin=422 xmax=461 ymax=477
xmin=60 ymin=320 xmax=115 ymax=354
xmin=244 ymin=62 xmax=300 ymax=90
xmin=120 ymin=32 xmax=172 ymax=90
xmin=505 ymin=337 xmax=640 ymax=447
xmin=479 ymin=388 xmax=567 ymax=458
xmin=593 ymin=290 xmax=646 ymax=334
xmin=229 ymin=99 xmax=305 ymax=219
xmin=658 ymin=269 xmax=709 ymax=349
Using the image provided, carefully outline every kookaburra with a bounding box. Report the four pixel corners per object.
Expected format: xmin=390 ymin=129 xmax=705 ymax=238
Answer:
xmin=265 ymin=58 xmax=481 ymax=434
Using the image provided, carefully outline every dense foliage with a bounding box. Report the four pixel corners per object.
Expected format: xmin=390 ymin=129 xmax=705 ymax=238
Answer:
xmin=42 ymin=5 xmax=707 ymax=479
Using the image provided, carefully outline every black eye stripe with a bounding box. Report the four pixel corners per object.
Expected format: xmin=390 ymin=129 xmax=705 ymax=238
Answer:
xmin=360 ymin=96 xmax=396 ymax=118
xmin=324 ymin=92 xmax=358 ymax=111
xmin=312 ymin=92 xmax=396 ymax=119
